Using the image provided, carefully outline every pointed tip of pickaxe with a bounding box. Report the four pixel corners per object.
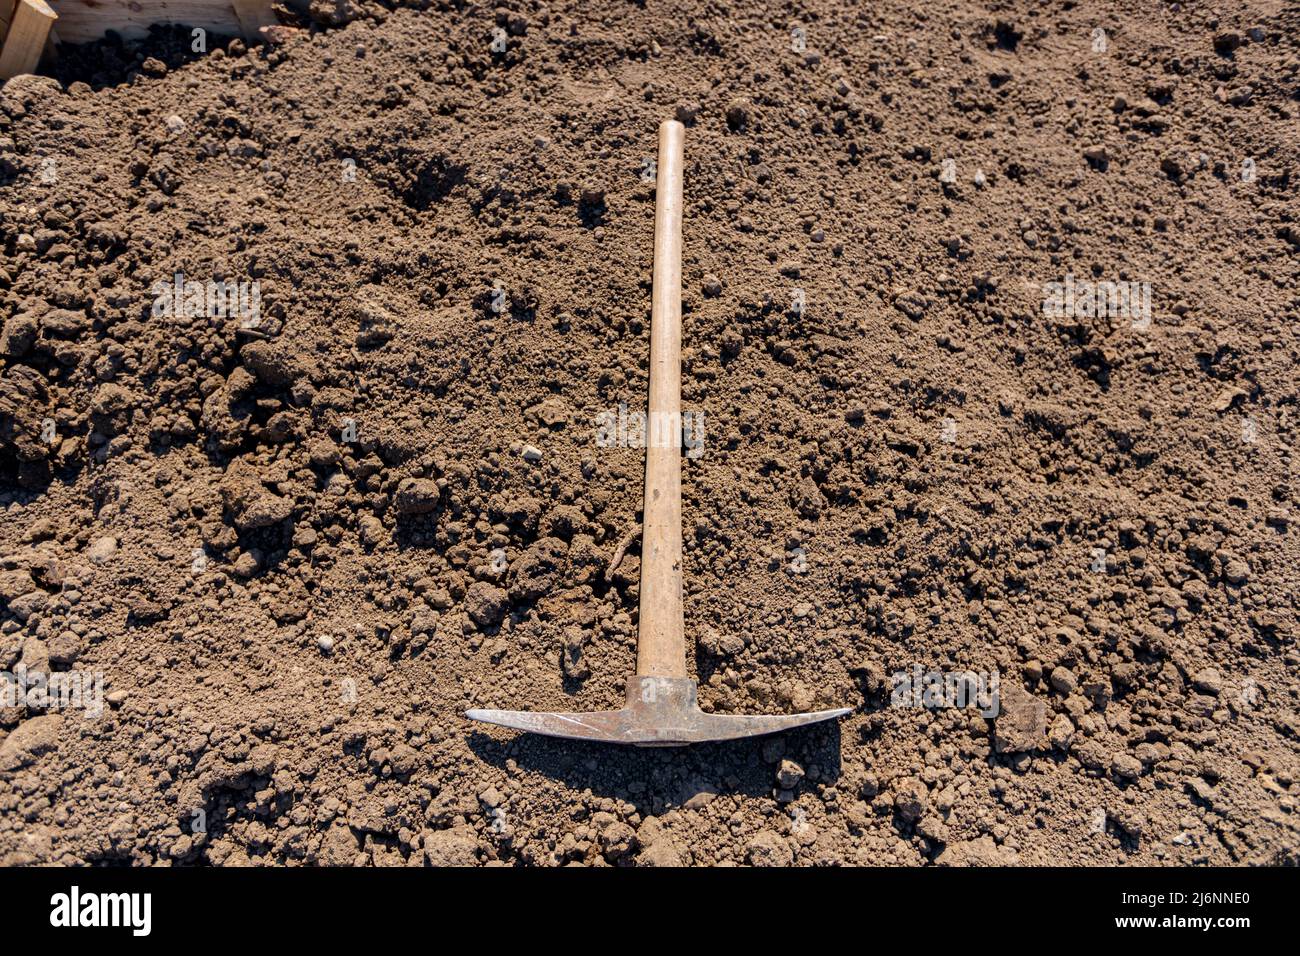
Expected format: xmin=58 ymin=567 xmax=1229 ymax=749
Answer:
xmin=466 ymin=677 xmax=852 ymax=747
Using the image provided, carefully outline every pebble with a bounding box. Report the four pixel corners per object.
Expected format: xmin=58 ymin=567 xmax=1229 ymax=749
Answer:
xmin=87 ymin=536 xmax=118 ymax=565
xmin=393 ymin=478 xmax=440 ymax=515
xmin=1048 ymin=666 xmax=1077 ymax=695
xmin=521 ymin=445 xmax=543 ymax=462
xmin=893 ymin=777 xmax=929 ymax=822
xmin=725 ymin=98 xmax=751 ymax=130
xmin=745 ymin=830 xmax=793 ymax=867
xmin=682 ymin=789 xmax=716 ymax=810
xmin=674 ymin=103 xmax=699 ymax=125
xmin=1192 ymin=667 xmax=1222 ymax=696
xmin=0 ymin=714 xmax=62 ymax=770
xmin=638 ymin=837 xmax=686 ymax=867
xmin=1083 ymin=145 xmax=1109 ymax=166
xmin=776 ymin=759 xmax=805 ymax=789
xmin=7 ymin=591 xmax=46 ymax=623
xmin=464 ymin=581 xmax=509 ymax=627
xmin=317 ymin=635 xmax=335 ymax=654
xmin=0 ymin=313 xmax=38 ymax=356
xmin=1111 ymin=752 xmax=1143 ymax=780
xmin=358 ymin=515 xmax=385 ymax=548
xmin=993 ymin=685 xmax=1047 ymax=753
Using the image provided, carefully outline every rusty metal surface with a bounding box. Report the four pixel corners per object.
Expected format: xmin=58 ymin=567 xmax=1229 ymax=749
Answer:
xmin=466 ymin=677 xmax=851 ymax=746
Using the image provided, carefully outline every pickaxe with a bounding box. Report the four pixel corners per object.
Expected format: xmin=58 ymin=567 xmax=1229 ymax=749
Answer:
xmin=466 ymin=120 xmax=851 ymax=745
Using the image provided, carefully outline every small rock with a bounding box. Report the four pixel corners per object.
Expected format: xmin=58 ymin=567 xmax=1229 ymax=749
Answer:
xmin=358 ymin=514 xmax=385 ymax=548
xmin=993 ymin=684 xmax=1047 ymax=753
xmin=317 ymin=824 xmax=361 ymax=866
xmin=916 ymin=816 xmax=949 ymax=845
xmin=232 ymin=550 xmax=260 ymax=577
xmin=893 ymin=777 xmax=929 ymax=822
xmin=0 ymin=313 xmax=38 ymax=356
xmin=776 ymin=759 xmax=805 ymax=790
xmin=86 ymin=535 xmax=118 ymax=565
xmin=90 ymin=383 xmax=135 ymax=415
xmin=521 ymin=445 xmax=543 ymax=463
xmin=934 ymin=835 xmax=1019 ymax=866
xmin=39 ymin=310 xmax=89 ymax=335
xmin=0 ymin=715 xmax=62 ymax=770
xmin=394 ymin=478 xmax=440 ymax=515
xmin=682 ymin=789 xmax=717 ymax=811
xmin=858 ymin=772 xmax=880 ymax=799
xmin=241 ymin=339 xmax=306 ymax=387
xmin=353 ymin=293 xmax=395 ymax=348
xmin=0 ymin=571 xmax=35 ymax=603
xmin=698 ymin=628 xmax=744 ymax=658
xmin=638 ymin=837 xmax=686 ymax=867
xmin=1192 ymin=667 xmax=1222 ymax=696
xmin=20 ymin=636 xmax=47 ymax=671
xmin=465 ymin=581 xmax=509 ymax=627
xmin=6 ymin=591 xmax=46 ymax=623
xmin=1083 ymin=145 xmax=1109 ymax=168
xmin=220 ymin=459 xmax=294 ymax=531
xmin=893 ymin=289 xmax=929 ymax=320
xmin=1186 ymin=778 xmax=1215 ymax=805
xmin=309 ymin=0 xmax=366 ymax=28
xmin=317 ymin=635 xmax=335 ymax=654
xmin=423 ymin=828 xmax=479 ymax=866
xmin=725 ymin=98 xmax=752 ymax=130
xmin=560 ymin=626 xmax=589 ymax=680
xmin=1048 ymin=666 xmax=1077 ymax=695
xmin=47 ymin=631 xmax=81 ymax=666
xmin=528 ymin=398 xmax=570 ymax=428
xmin=1048 ymin=713 xmax=1075 ymax=749
xmin=599 ymin=821 xmax=636 ymax=861
xmin=1111 ymin=752 xmax=1143 ymax=780
xmin=1212 ymin=386 xmax=1247 ymax=412
xmin=702 ymin=274 xmax=723 ymax=297
xmin=745 ymin=830 xmax=793 ymax=867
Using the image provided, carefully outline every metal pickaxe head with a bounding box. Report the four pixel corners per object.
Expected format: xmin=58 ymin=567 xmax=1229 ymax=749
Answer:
xmin=467 ymin=677 xmax=852 ymax=747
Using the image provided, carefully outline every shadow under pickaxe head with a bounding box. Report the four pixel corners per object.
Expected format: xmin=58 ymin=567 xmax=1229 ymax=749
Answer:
xmin=466 ymin=676 xmax=852 ymax=746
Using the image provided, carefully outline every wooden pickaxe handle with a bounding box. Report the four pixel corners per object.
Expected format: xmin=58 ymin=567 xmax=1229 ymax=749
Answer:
xmin=636 ymin=120 xmax=688 ymax=680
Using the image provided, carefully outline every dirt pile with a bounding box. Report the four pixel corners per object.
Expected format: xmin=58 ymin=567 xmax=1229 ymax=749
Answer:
xmin=0 ymin=0 xmax=1297 ymax=866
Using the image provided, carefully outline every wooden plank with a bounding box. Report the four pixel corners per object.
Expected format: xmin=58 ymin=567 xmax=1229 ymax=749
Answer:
xmin=231 ymin=0 xmax=276 ymax=39
xmin=1 ymin=2 xmax=17 ymax=44
xmin=0 ymin=0 xmax=57 ymax=81
xmin=46 ymin=1 xmax=242 ymax=46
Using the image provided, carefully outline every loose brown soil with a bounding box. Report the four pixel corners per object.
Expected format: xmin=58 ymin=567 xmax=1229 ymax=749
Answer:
xmin=0 ymin=0 xmax=1297 ymax=866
